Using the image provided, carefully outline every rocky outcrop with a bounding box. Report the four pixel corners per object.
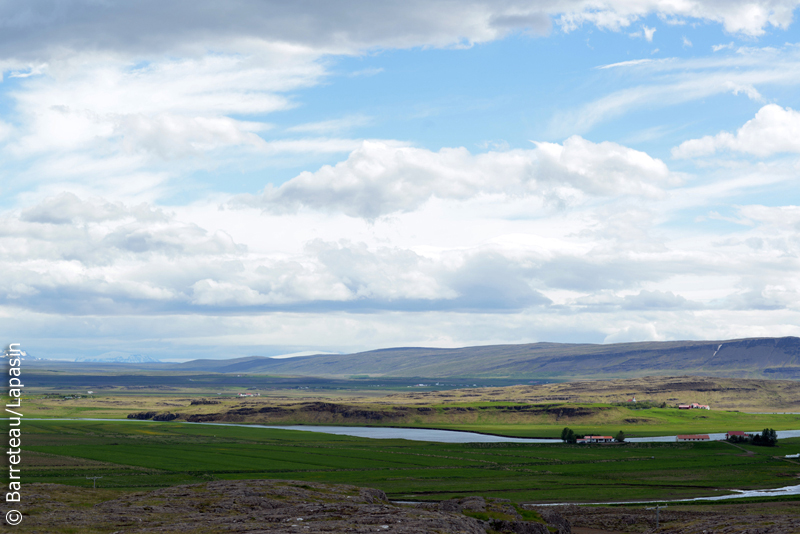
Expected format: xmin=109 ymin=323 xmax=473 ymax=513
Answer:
xmin=127 ymin=411 xmax=157 ymax=419
xmin=538 ymin=509 xmax=572 ymax=533
xmin=539 ymin=503 xmax=800 ymax=533
xmin=127 ymin=411 xmax=179 ymax=421
xmin=488 ymin=520 xmax=550 ymax=534
xmin=17 ymin=480 xmax=572 ymax=534
xmin=151 ymin=412 xmax=179 ymax=421
xmin=189 ymin=399 xmax=220 ymax=405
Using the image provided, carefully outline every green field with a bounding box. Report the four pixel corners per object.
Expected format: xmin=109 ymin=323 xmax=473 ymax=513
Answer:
xmin=18 ymin=420 xmax=800 ymax=504
xmin=393 ymin=404 xmax=800 ymax=438
xmin=424 ymin=408 xmax=800 ymax=438
xmin=25 ymin=390 xmax=800 ymax=439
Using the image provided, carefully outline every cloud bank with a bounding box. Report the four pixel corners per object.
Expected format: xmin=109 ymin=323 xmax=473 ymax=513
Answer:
xmin=242 ymin=137 xmax=675 ymax=219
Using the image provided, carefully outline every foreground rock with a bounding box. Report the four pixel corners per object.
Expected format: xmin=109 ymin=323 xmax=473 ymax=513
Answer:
xmin=15 ymin=480 xmax=568 ymax=533
xmin=541 ymin=502 xmax=800 ymax=533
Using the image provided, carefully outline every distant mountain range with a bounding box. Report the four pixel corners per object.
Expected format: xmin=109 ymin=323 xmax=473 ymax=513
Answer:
xmin=76 ymin=354 xmax=161 ymax=364
xmin=2 ymin=350 xmax=46 ymax=360
xmin=170 ymin=336 xmax=800 ymax=380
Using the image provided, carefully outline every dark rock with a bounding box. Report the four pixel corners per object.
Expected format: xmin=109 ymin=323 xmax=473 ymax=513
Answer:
xmin=539 ymin=509 xmax=572 ymax=533
xmin=459 ymin=495 xmax=486 ymax=512
xmin=359 ymin=487 xmax=388 ymax=503
xmin=439 ymin=499 xmax=462 ymax=513
xmin=127 ymin=411 xmax=156 ymax=420
xmin=490 ymin=519 xmax=549 ymax=534
xmin=186 ymin=413 xmax=221 ymax=422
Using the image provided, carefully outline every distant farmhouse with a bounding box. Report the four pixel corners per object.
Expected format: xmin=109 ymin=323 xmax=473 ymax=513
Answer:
xmin=678 ymin=402 xmax=710 ymax=410
xmin=577 ymin=435 xmax=614 ymax=444
xmin=676 ymin=434 xmax=710 ymax=442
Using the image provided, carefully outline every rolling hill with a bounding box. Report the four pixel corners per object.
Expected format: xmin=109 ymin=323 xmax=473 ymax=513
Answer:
xmin=173 ymin=336 xmax=800 ymax=380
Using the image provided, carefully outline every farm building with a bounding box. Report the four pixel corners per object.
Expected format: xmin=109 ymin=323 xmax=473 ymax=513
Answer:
xmin=678 ymin=402 xmax=710 ymax=410
xmin=676 ymin=434 xmax=710 ymax=442
xmin=579 ymin=435 xmax=614 ymax=443
xmin=726 ymin=431 xmax=747 ymax=439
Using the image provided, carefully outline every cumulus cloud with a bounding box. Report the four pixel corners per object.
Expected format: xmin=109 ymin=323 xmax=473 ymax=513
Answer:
xmin=0 ymin=192 xmax=696 ymax=315
xmin=673 ymin=104 xmax=800 ymax=158
xmin=241 ymin=137 xmax=675 ymax=219
xmin=7 ymin=193 xmax=237 ymax=266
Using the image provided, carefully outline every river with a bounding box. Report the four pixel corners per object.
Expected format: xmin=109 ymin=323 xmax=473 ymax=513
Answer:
xmin=27 ymin=418 xmax=800 ymax=443
xmin=26 ymin=418 xmax=800 ymax=504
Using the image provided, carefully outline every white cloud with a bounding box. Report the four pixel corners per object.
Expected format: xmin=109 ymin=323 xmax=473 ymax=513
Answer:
xmin=598 ymin=58 xmax=654 ymax=69
xmin=627 ymin=25 xmax=655 ymax=42
xmin=673 ymin=104 xmax=800 ymax=158
xmin=19 ymin=192 xmax=167 ymax=225
xmin=682 ymin=36 xmax=693 ymax=47
xmin=241 ymin=137 xmax=675 ymax=219
xmin=555 ymin=45 xmax=800 ymax=135
xmin=116 ymin=114 xmax=272 ymax=159
xmin=3 ymin=1 xmax=800 ymax=359
xmin=556 ymin=0 xmax=799 ymax=36
xmin=5 ymin=184 xmax=800 ymax=358
xmin=7 ymin=47 xmax=324 ymax=158
xmin=713 ymin=41 xmax=735 ymax=51
xmin=0 ymin=3 xmax=795 ymax=203
xmin=737 ymin=204 xmax=800 ymax=229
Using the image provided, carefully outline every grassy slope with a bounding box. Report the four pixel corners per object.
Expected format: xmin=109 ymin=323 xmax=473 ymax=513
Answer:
xmin=21 ymin=420 xmax=800 ymax=504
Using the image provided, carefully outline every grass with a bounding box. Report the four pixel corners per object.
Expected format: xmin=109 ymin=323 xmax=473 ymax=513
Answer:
xmin=23 ymin=391 xmax=800 ymax=438
xmin=16 ymin=420 xmax=800 ymax=504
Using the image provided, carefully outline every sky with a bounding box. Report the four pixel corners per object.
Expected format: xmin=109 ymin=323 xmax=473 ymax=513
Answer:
xmin=3 ymin=1 xmax=800 ymax=361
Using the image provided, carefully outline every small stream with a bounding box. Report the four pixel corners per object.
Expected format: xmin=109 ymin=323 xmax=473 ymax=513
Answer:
xmin=532 ymin=482 xmax=800 ymax=506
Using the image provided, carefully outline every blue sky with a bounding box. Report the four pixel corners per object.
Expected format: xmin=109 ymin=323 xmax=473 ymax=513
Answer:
xmin=2 ymin=1 xmax=800 ymax=361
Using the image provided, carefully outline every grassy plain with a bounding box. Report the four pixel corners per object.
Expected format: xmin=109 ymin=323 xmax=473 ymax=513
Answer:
xmin=24 ymin=389 xmax=800 ymax=438
xmin=17 ymin=419 xmax=800 ymax=504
